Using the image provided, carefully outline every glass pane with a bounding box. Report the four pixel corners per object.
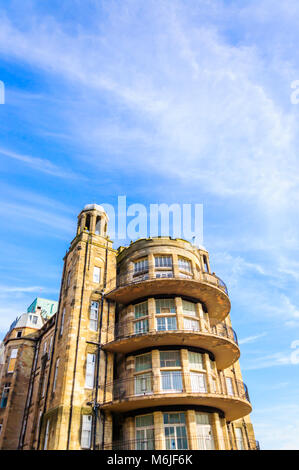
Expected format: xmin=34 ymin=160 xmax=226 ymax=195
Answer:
xmin=167 ymin=317 xmax=177 ymax=330
xmin=136 ymin=414 xmax=154 ymax=427
xmin=156 ymin=299 xmax=176 ymax=313
xmin=182 ymin=300 xmax=197 ymax=316
xmin=135 ymin=353 xmax=152 ymax=372
xmin=160 ymin=351 xmax=181 ymax=367
xmin=135 ymin=302 xmax=148 ymax=318
xmin=135 ymin=373 xmax=152 ymax=394
xmin=188 ymin=351 xmax=204 ymax=369
xmin=135 ymin=319 xmax=149 ymax=334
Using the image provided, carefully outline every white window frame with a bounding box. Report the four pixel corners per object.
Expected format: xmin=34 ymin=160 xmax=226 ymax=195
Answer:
xmin=44 ymin=420 xmax=50 ymax=450
xmin=7 ymin=348 xmax=18 ymax=373
xmin=60 ymin=308 xmax=65 ymax=336
xmin=53 ymin=358 xmax=59 ymax=392
xmin=190 ymin=372 xmax=207 ymax=393
xmin=93 ymin=266 xmax=101 ymax=283
xmin=90 ymin=301 xmax=99 ymax=331
xmin=226 ymin=377 xmax=234 ymax=396
xmin=85 ymin=353 xmax=96 ymax=389
xmin=81 ymin=415 xmax=92 ymax=449
xmin=156 ymin=316 xmax=177 ymax=331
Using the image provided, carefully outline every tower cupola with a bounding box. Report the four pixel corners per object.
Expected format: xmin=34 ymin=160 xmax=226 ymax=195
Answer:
xmin=77 ymin=204 xmax=108 ymax=237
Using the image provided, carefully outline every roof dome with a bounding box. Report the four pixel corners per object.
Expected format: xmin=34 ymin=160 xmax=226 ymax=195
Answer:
xmin=83 ymin=204 xmax=106 ymax=214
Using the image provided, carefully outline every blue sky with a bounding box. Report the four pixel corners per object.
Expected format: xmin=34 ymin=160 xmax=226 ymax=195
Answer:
xmin=0 ymin=0 xmax=299 ymax=449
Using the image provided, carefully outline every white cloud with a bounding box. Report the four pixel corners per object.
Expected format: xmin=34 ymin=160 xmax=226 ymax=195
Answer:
xmin=0 ymin=147 xmax=81 ymax=180
xmin=239 ymin=333 xmax=267 ymax=345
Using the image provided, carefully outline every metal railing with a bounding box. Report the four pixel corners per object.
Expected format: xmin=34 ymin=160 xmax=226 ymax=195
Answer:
xmin=99 ymin=435 xmax=259 ymax=451
xmin=104 ymin=372 xmax=250 ymax=404
xmin=104 ymin=265 xmax=228 ymax=295
xmin=103 ymin=319 xmax=238 ymax=346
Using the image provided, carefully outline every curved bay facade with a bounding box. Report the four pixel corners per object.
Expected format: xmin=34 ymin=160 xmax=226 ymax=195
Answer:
xmin=0 ymin=205 xmax=258 ymax=450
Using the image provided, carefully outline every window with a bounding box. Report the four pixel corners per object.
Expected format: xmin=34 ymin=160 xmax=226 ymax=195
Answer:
xmin=0 ymin=384 xmax=10 ymax=408
xmin=182 ymin=300 xmax=197 ymax=317
xmin=135 ymin=373 xmax=152 ymax=395
xmin=156 ymin=299 xmax=175 ymax=314
xmin=226 ymin=377 xmax=234 ymax=395
xmin=44 ymin=420 xmax=50 ymax=450
xmin=135 ymin=353 xmax=152 ymax=372
xmin=81 ymin=415 xmax=92 ymax=449
xmin=41 ymin=374 xmax=46 ymax=398
xmin=190 ymin=372 xmax=207 ymax=393
xmin=196 ymin=413 xmax=214 ymax=450
xmin=7 ymin=348 xmax=18 ymax=373
xmin=188 ymin=351 xmax=204 ymax=370
xmin=0 ymin=424 xmax=2 ymax=436
xmin=31 ymin=315 xmax=38 ymax=325
xmin=85 ymin=354 xmax=96 ymax=388
xmin=157 ymin=316 xmax=177 ymax=331
xmin=183 ymin=318 xmax=200 ymax=331
xmin=90 ymin=301 xmax=99 ymax=331
xmin=16 ymin=331 xmax=22 ymax=338
xmin=48 ymin=337 xmax=53 ymax=359
xmin=66 ymin=270 xmax=71 ymax=287
xmin=161 ymin=371 xmax=183 ymax=391
xmin=60 ymin=308 xmax=65 ymax=336
xmin=178 ymin=257 xmax=192 ymax=272
xmin=43 ymin=341 xmax=48 ymax=357
xmin=155 ymin=256 xmax=172 ymax=267
xmin=95 ymin=216 xmax=101 ymax=235
xmin=134 ymin=258 xmax=148 ymax=273
xmin=93 ymin=267 xmax=101 ymax=283
xmin=53 ymin=358 xmax=59 ymax=392
xmin=235 ymin=427 xmax=245 ymax=450
xmin=164 ymin=413 xmax=188 ymax=450
xmin=160 ymin=351 xmax=181 ymax=368
xmin=156 ymin=271 xmax=173 ymax=278
xmin=203 ymin=255 xmax=209 ymax=272
xmin=135 ymin=319 xmax=149 ymax=334
xmin=136 ymin=414 xmax=154 ymax=450
xmin=134 ymin=302 xmax=148 ymax=318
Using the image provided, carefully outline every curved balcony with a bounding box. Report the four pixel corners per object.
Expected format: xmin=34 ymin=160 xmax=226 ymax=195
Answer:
xmin=100 ymin=436 xmax=260 ymax=451
xmin=105 ymin=267 xmax=230 ymax=324
xmin=101 ymin=373 xmax=251 ymax=421
xmin=102 ymin=322 xmax=240 ymax=370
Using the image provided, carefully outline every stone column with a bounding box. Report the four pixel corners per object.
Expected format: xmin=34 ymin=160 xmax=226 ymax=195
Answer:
xmin=186 ymin=410 xmax=197 ymax=449
xmin=181 ymin=349 xmax=190 ymax=393
xmin=203 ymin=353 xmax=213 ymax=394
xmin=172 ymin=253 xmax=179 ymax=277
xmin=148 ymin=298 xmax=156 ymax=333
xmin=148 ymin=253 xmax=155 ymax=279
xmin=154 ymin=412 xmax=164 ymax=450
xmin=152 ymin=349 xmax=161 ymax=393
xmin=175 ymin=297 xmax=184 ymax=331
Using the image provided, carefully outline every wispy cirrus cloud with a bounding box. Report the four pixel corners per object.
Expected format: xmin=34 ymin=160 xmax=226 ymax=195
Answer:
xmin=0 ymin=147 xmax=81 ymax=180
xmin=239 ymin=333 xmax=267 ymax=345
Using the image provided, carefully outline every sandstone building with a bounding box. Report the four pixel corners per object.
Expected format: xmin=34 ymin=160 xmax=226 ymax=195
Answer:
xmin=0 ymin=204 xmax=258 ymax=450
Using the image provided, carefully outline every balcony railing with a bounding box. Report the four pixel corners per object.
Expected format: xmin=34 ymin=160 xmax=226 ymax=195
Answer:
xmin=105 ymin=265 xmax=228 ymax=295
xmin=104 ymin=372 xmax=250 ymax=404
xmin=99 ymin=436 xmax=259 ymax=451
xmin=103 ymin=319 xmax=238 ymax=346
